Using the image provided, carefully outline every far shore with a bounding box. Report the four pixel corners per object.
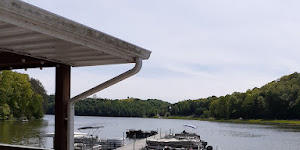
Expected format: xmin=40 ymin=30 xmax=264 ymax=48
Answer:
xmin=4 ymin=115 xmax=300 ymax=126
xmin=164 ymin=116 xmax=300 ymax=126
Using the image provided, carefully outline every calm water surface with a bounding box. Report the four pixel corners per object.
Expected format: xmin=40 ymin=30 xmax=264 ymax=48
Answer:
xmin=1 ymin=115 xmax=300 ymax=150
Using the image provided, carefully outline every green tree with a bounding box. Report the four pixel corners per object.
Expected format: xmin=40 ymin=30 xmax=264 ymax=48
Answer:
xmin=30 ymin=78 xmax=48 ymax=113
xmin=0 ymin=71 xmax=44 ymax=120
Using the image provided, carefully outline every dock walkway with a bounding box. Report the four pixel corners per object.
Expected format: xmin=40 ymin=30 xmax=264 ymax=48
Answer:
xmin=117 ymin=133 xmax=165 ymax=150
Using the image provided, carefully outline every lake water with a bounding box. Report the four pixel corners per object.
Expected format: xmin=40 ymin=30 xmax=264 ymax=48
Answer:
xmin=1 ymin=115 xmax=300 ymax=150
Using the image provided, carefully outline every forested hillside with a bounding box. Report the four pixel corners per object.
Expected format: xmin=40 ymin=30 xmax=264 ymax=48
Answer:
xmin=46 ymin=72 xmax=300 ymax=120
xmin=47 ymin=97 xmax=171 ymax=117
xmin=172 ymin=72 xmax=300 ymax=119
xmin=0 ymin=71 xmax=46 ymax=120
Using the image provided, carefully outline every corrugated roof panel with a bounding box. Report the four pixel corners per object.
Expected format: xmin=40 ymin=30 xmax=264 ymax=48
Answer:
xmin=0 ymin=20 xmax=130 ymax=67
xmin=0 ymin=0 xmax=151 ymax=68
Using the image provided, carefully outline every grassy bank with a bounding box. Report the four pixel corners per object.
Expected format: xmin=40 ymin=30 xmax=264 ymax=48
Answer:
xmin=164 ymin=116 xmax=300 ymax=126
xmin=208 ymin=119 xmax=300 ymax=125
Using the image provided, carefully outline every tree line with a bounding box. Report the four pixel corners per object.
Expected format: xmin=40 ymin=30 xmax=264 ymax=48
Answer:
xmin=47 ymin=96 xmax=171 ymax=118
xmin=2 ymin=70 xmax=300 ymax=120
xmin=0 ymin=71 xmax=46 ymax=120
xmin=46 ymin=72 xmax=300 ymax=120
xmin=171 ymin=72 xmax=300 ymax=120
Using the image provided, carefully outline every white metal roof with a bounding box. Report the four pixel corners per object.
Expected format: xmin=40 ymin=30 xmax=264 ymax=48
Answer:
xmin=0 ymin=0 xmax=151 ymax=68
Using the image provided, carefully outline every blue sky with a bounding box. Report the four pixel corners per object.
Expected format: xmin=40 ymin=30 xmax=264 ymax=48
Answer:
xmin=18 ymin=0 xmax=300 ymax=103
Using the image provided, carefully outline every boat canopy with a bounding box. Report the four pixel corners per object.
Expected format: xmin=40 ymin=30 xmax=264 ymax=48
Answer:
xmin=183 ymin=124 xmax=197 ymax=129
xmin=40 ymin=132 xmax=87 ymax=138
xmin=78 ymin=126 xmax=104 ymax=130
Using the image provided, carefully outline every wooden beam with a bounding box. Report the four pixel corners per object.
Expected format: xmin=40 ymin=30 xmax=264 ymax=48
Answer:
xmin=0 ymin=51 xmax=57 ymax=70
xmin=55 ymin=65 xmax=70 ymax=150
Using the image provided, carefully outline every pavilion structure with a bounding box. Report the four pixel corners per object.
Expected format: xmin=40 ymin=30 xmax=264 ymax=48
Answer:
xmin=0 ymin=0 xmax=151 ymax=150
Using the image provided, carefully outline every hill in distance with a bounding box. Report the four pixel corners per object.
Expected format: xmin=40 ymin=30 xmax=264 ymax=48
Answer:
xmin=45 ymin=72 xmax=300 ymax=120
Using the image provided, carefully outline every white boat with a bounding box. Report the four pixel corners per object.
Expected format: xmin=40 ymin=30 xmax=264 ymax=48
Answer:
xmin=38 ymin=132 xmax=90 ymax=149
xmin=21 ymin=118 xmax=29 ymax=122
xmin=39 ymin=126 xmax=125 ymax=150
xmin=75 ymin=126 xmax=104 ymax=150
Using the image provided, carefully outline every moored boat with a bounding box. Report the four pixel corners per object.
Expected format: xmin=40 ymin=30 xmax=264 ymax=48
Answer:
xmin=126 ymin=129 xmax=158 ymax=139
xmin=143 ymin=124 xmax=213 ymax=150
xmin=39 ymin=126 xmax=125 ymax=150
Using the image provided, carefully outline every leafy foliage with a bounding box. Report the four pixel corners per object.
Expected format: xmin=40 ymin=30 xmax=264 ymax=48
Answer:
xmin=0 ymin=71 xmax=44 ymax=120
xmin=29 ymin=78 xmax=48 ymax=113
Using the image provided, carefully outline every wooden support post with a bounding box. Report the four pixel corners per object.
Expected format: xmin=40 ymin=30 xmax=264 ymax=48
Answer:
xmin=55 ymin=65 xmax=71 ymax=150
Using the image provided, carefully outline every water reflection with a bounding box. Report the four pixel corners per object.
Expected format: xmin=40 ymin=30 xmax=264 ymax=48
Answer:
xmin=0 ymin=119 xmax=47 ymax=147
xmin=272 ymin=124 xmax=300 ymax=132
xmin=1 ymin=115 xmax=300 ymax=150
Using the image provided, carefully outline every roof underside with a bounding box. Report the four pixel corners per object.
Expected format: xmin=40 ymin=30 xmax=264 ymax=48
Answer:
xmin=0 ymin=0 xmax=151 ymax=70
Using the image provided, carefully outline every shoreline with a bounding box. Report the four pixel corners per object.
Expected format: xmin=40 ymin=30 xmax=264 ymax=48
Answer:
xmin=164 ymin=116 xmax=300 ymax=126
